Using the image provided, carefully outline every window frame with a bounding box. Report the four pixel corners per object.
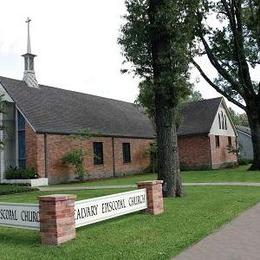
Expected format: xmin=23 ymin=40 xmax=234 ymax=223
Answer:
xmin=228 ymin=136 xmax=232 ymax=146
xmin=122 ymin=143 xmax=131 ymax=164
xmin=93 ymin=142 xmax=104 ymax=165
xmin=215 ymin=135 xmax=220 ymax=148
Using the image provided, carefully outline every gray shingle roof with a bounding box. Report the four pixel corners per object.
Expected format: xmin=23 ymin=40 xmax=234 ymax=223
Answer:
xmin=177 ymin=97 xmax=222 ymax=136
xmin=0 ymin=76 xmax=222 ymax=138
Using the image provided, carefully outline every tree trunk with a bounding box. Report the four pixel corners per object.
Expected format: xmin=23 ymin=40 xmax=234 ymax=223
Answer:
xmin=247 ymin=107 xmax=260 ymax=170
xmin=149 ymin=0 xmax=183 ymax=197
xmin=156 ymin=105 xmax=182 ymax=197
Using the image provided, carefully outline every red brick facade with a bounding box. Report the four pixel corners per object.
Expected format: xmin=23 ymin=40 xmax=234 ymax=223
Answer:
xmin=25 ymin=123 xmax=237 ymax=183
xmin=26 ymin=124 xmax=152 ymax=184
xmin=178 ymin=134 xmax=237 ymax=170
xmin=209 ymin=134 xmax=237 ymax=169
xmin=178 ymin=135 xmax=212 ymax=170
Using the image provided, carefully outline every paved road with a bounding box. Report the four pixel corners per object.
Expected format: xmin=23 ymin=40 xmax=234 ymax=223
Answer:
xmin=39 ymin=182 xmax=260 ymax=191
xmin=174 ymin=203 xmax=260 ymax=260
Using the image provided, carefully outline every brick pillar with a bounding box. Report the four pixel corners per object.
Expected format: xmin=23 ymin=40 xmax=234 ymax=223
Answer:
xmin=39 ymin=194 xmax=76 ymax=245
xmin=137 ymin=180 xmax=164 ymax=215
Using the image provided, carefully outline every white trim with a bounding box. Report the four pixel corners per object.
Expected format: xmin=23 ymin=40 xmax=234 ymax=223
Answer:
xmin=16 ymin=105 xmax=36 ymax=132
xmin=0 ymin=83 xmax=14 ymax=102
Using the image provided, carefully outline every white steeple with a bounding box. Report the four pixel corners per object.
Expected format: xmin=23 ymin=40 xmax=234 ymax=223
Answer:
xmin=22 ymin=17 xmax=39 ymax=88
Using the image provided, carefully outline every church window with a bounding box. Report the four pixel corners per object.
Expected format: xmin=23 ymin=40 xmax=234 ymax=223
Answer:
xmin=123 ymin=143 xmax=131 ymax=163
xmin=215 ymin=135 xmax=220 ymax=148
xmin=93 ymin=142 xmax=104 ymax=165
xmin=218 ymin=113 xmax=221 ymax=129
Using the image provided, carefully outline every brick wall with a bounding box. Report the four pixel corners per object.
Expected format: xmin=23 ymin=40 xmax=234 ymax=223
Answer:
xmin=178 ymin=135 xmax=212 ymax=170
xmin=25 ymin=126 xmax=153 ymax=184
xmin=113 ymin=138 xmax=151 ymax=176
xmin=209 ymin=134 xmax=237 ymax=169
xmin=25 ymin=123 xmax=45 ymax=178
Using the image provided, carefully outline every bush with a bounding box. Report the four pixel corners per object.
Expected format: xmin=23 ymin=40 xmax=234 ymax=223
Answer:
xmin=5 ymin=166 xmax=38 ymax=180
xmin=0 ymin=184 xmax=36 ymax=195
xmin=62 ymin=149 xmax=86 ymax=181
xmin=238 ymin=158 xmax=252 ymax=166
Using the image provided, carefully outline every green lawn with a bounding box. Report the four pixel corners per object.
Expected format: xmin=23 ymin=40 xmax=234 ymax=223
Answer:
xmin=1 ymin=186 xmax=260 ymax=259
xmin=51 ymin=165 xmax=260 ymax=189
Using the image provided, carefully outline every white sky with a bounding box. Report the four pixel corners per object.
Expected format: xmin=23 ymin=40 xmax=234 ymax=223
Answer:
xmin=0 ymin=0 xmax=257 ymax=113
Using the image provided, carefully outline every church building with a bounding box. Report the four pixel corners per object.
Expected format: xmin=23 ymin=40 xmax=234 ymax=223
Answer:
xmin=0 ymin=19 xmax=237 ymax=184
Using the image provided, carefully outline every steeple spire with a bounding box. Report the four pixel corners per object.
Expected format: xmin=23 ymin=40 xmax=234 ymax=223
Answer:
xmin=22 ymin=17 xmax=39 ymax=88
xmin=26 ymin=17 xmax=31 ymax=53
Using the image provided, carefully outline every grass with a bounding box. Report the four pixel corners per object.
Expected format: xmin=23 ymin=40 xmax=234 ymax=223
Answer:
xmin=1 ymin=186 xmax=260 ymax=259
xmin=0 ymin=184 xmax=37 ymax=195
xmin=50 ymin=165 xmax=260 ymax=189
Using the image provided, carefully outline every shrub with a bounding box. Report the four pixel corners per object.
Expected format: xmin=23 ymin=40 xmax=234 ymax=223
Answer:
xmin=5 ymin=166 xmax=38 ymax=179
xmin=62 ymin=149 xmax=86 ymax=181
xmin=238 ymin=158 xmax=252 ymax=166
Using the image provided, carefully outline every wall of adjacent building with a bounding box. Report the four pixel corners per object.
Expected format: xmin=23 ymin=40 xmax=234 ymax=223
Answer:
xmin=237 ymin=131 xmax=253 ymax=160
xmin=178 ymin=135 xmax=212 ymax=170
xmin=209 ymin=134 xmax=237 ymax=169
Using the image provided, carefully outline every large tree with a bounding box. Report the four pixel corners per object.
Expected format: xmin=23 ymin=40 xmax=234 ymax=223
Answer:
xmin=192 ymin=0 xmax=260 ymax=170
xmin=119 ymin=0 xmax=199 ymax=197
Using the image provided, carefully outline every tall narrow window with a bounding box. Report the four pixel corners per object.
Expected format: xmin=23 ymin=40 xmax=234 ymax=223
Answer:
xmin=17 ymin=111 xmax=26 ymax=168
xmin=228 ymin=136 xmax=232 ymax=146
xmin=224 ymin=115 xmax=227 ymax=130
xmin=123 ymin=143 xmax=131 ymax=163
xmin=221 ymin=111 xmax=224 ymax=129
xmin=215 ymin=135 xmax=220 ymax=148
xmin=93 ymin=142 xmax=103 ymax=165
xmin=218 ymin=113 xmax=221 ymax=129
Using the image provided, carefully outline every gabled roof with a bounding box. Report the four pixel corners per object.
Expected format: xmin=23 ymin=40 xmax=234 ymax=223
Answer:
xmin=0 ymin=76 xmax=223 ymax=138
xmin=177 ymin=97 xmax=223 ymax=136
xmin=0 ymin=76 xmax=155 ymax=138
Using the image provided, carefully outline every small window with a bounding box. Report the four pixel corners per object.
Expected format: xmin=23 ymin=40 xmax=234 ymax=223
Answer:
xmin=228 ymin=136 xmax=232 ymax=146
xmin=123 ymin=143 xmax=131 ymax=163
xmin=93 ymin=142 xmax=103 ymax=165
xmin=215 ymin=136 xmax=220 ymax=148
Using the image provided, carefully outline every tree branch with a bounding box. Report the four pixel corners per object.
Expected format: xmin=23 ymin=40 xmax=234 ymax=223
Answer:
xmin=191 ymin=58 xmax=246 ymax=110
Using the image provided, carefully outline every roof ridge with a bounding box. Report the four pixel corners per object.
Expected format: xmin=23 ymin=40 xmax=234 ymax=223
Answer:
xmin=0 ymin=75 xmax=136 ymax=106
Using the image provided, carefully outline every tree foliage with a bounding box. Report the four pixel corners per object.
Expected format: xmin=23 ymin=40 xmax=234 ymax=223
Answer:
xmin=229 ymin=107 xmax=249 ymax=127
xmin=193 ymin=0 xmax=260 ymax=170
xmin=119 ymin=0 xmax=200 ymax=196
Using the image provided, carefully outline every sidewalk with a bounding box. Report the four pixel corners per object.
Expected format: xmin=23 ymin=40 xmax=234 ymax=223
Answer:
xmin=174 ymin=202 xmax=260 ymax=260
xmin=39 ymin=182 xmax=260 ymax=191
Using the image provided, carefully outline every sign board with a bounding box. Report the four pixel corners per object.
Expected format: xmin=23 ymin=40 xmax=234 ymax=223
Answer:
xmin=0 ymin=203 xmax=40 ymax=230
xmin=75 ymin=189 xmax=147 ymax=228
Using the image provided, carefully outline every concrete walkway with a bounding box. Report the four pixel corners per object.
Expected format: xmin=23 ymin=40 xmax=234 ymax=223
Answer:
xmin=174 ymin=203 xmax=260 ymax=260
xmin=39 ymin=182 xmax=260 ymax=191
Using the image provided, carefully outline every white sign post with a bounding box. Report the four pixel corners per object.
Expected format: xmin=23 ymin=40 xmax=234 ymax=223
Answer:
xmin=0 ymin=203 xmax=40 ymax=230
xmin=75 ymin=189 xmax=147 ymax=228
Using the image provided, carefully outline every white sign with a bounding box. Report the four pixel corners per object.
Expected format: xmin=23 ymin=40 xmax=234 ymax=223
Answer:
xmin=75 ymin=189 xmax=147 ymax=228
xmin=0 ymin=203 xmax=40 ymax=230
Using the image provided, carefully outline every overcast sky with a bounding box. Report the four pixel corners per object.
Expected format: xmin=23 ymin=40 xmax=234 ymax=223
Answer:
xmin=0 ymin=0 xmax=257 ymax=113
